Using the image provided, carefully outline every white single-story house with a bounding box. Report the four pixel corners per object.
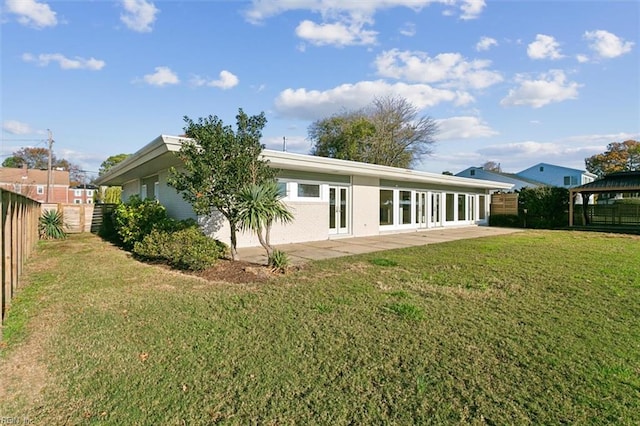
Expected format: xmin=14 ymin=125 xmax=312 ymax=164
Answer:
xmin=95 ymin=135 xmax=514 ymax=248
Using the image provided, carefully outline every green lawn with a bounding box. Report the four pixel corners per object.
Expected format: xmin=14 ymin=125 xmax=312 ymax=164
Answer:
xmin=1 ymin=231 xmax=639 ymax=424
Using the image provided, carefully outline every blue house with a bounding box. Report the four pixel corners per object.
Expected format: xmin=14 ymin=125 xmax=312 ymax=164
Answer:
xmin=456 ymin=167 xmax=543 ymax=191
xmin=517 ymin=163 xmax=597 ymax=188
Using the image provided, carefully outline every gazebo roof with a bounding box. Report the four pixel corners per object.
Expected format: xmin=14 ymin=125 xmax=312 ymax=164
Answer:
xmin=571 ymin=171 xmax=640 ymax=193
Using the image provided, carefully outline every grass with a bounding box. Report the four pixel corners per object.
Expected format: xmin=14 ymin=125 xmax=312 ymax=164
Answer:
xmin=1 ymin=230 xmax=639 ymax=424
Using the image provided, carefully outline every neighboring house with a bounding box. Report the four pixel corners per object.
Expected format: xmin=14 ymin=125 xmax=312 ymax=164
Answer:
xmin=517 ymin=163 xmax=596 ymax=188
xmin=95 ymin=135 xmax=513 ymax=249
xmin=0 ymin=165 xmax=70 ymax=203
xmin=69 ymin=184 xmax=98 ymax=204
xmin=456 ymin=167 xmax=544 ymax=191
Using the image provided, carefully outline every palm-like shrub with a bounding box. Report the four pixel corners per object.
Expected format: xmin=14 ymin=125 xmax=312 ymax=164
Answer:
xmin=39 ymin=209 xmax=67 ymax=240
xmin=237 ymin=181 xmax=293 ymax=260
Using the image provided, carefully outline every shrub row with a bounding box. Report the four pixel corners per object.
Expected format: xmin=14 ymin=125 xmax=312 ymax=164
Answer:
xmin=133 ymin=228 xmax=227 ymax=271
xmin=101 ymin=195 xmax=226 ymax=271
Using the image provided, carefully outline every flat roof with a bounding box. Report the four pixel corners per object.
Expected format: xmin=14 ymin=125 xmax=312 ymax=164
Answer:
xmin=96 ymin=135 xmax=513 ymax=191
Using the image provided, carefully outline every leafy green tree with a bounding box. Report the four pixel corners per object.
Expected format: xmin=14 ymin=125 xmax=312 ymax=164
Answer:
xmin=99 ymin=153 xmax=130 ymax=176
xmin=167 ymin=110 xmax=275 ymax=260
xmin=310 ymin=113 xmax=375 ymax=161
xmin=585 ymin=140 xmax=640 ymax=178
xmin=2 ymin=156 xmax=22 ymax=167
xmin=237 ymin=181 xmax=293 ymax=261
xmin=103 ymin=186 xmax=122 ymax=204
xmin=309 ymin=96 xmax=438 ymax=168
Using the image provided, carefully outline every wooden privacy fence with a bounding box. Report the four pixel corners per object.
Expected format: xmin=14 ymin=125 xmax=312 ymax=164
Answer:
xmin=41 ymin=203 xmax=93 ymax=233
xmin=41 ymin=203 xmax=117 ymax=234
xmin=491 ymin=193 xmax=518 ymax=215
xmin=1 ymin=189 xmax=40 ymax=330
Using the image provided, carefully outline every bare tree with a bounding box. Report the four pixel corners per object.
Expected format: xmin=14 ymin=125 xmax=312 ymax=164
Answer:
xmin=309 ymin=96 xmax=438 ymax=169
xmin=482 ymin=161 xmax=502 ymax=172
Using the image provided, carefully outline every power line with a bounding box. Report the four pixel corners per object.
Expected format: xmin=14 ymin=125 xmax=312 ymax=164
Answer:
xmin=0 ymin=138 xmax=47 ymax=142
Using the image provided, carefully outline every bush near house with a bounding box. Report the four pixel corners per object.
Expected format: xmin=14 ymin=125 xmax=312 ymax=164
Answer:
xmin=133 ymin=227 xmax=228 ymax=271
xmin=106 ymin=195 xmax=226 ymax=270
xmin=518 ymin=186 xmax=569 ymax=229
xmin=491 ymin=187 xmax=570 ymax=229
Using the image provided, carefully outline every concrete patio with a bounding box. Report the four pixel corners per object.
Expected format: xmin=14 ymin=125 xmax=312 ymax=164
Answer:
xmin=237 ymin=226 xmax=523 ymax=265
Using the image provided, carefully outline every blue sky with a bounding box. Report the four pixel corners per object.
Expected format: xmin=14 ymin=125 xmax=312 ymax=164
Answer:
xmin=2 ymin=0 xmax=638 ymax=179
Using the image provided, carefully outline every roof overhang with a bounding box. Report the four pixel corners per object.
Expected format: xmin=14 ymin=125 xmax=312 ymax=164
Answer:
xmin=96 ymin=135 xmax=514 ymax=191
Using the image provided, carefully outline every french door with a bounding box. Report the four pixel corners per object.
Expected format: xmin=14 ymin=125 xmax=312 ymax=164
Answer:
xmin=431 ymin=192 xmax=441 ymax=227
xmin=416 ymin=192 xmax=428 ymax=228
xmin=329 ymin=186 xmax=349 ymax=234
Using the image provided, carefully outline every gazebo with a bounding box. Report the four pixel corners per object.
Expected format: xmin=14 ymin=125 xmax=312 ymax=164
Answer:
xmin=569 ymin=171 xmax=640 ymax=228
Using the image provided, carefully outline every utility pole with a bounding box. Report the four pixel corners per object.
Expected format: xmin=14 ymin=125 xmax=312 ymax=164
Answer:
xmin=282 ymin=136 xmax=287 ymax=152
xmin=46 ymin=129 xmax=53 ymax=203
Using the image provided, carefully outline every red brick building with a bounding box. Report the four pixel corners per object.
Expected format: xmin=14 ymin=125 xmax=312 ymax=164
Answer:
xmin=69 ymin=184 xmax=98 ymax=204
xmin=0 ymin=165 xmax=70 ymax=203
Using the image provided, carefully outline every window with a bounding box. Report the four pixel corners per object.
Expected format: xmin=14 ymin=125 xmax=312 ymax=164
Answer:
xmin=470 ymin=169 xmax=476 ymax=176
xmin=400 ymin=191 xmax=412 ymax=224
xmin=445 ymin=193 xmax=455 ymax=221
xmin=276 ymin=182 xmax=287 ymax=197
xmin=86 ymin=198 xmax=93 ymax=204
xmin=458 ymin=194 xmax=466 ymax=221
xmin=539 ymin=166 xmax=544 ymax=172
xmin=74 ymin=189 xmax=83 ymax=196
xmin=37 ymin=185 xmax=44 ymax=195
xmin=298 ymin=183 xmax=320 ymax=198
xmin=479 ymin=195 xmax=486 ymax=220
xmin=74 ymin=199 xmax=82 ymax=204
xmin=142 ymin=176 xmax=159 ymax=199
xmin=86 ymin=190 xmax=94 ymax=197
xmin=380 ymin=190 xmax=394 ymax=226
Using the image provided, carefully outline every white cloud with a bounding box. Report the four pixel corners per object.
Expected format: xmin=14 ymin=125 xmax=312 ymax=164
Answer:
xmin=22 ymin=53 xmax=106 ymax=70
xmin=141 ymin=66 xmax=179 ymax=86
xmin=460 ymin=0 xmax=486 ymax=20
xmin=2 ymin=120 xmax=34 ymax=135
xmin=399 ymin=22 xmax=416 ymax=37
xmin=245 ymin=1 xmax=432 ymax=24
xmin=375 ymin=49 xmax=503 ymax=90
xmin=190 ymin=70 xmax=239 ymax=90
xmin=244 ymin=1 xmax=486 ymax=46
xmin=5 ymin=0 xmax=57 ymax=29
xmin=475 ymin=36 xmax=497 ymax=51
xmin=527 ymin=34 xmax=563 ymax=60
xmin=575 ymin=54 xmax=589 ymax=63
xmin=500 ymin=70 xmax=580 ymax=108
xmin=435 ymin=116 xmax=498 ymax=140
xmin=584 ymin=30 xmax=634 ymax=59
xmin=295 ymin=19 xmax=377 ymax=46
xmin=561 ymin=132 xmax=640 ymax=145
xmin=120 ymin=0 xmax=159 ymax=33
xmin=274 ymin=80 xmax=468 ymax=120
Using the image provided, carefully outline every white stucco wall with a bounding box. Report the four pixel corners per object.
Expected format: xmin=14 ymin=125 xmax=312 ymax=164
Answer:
xmin=201 ymin=201 xmax=330 ymax=249
xmin=157 ymin=169 xmax=197 ymax=220
xmin=351 ymin=175 xmax=380 ymax=237
xmin=121 ymin=180 xmax=140 ymax=201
